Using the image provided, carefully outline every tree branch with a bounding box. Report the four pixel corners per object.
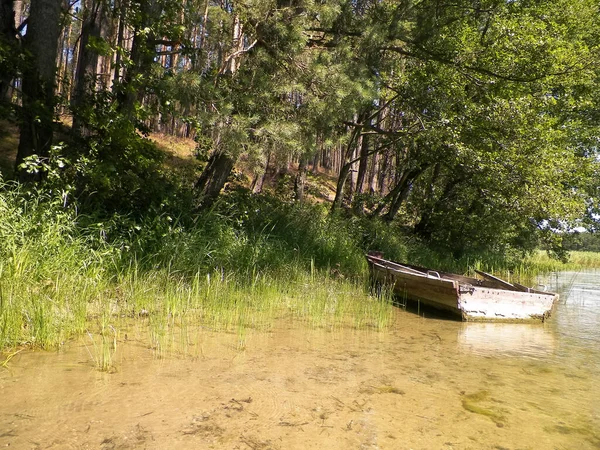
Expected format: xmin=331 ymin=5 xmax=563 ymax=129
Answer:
xmin=382 ymin=44 xmax=589 ymax=83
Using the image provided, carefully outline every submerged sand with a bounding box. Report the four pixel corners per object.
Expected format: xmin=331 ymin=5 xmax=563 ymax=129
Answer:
xmin=1 ymin=305 xmax=598 ymax=449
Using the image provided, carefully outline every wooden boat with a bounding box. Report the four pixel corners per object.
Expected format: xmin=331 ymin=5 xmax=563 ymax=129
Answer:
xmin=366 ymin=253 xmax=558 ymax=322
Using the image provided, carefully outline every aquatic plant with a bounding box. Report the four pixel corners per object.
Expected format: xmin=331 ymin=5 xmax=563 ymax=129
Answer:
xmin=1 ymin=179 xmax=599 ymax=371
xmin=461 ymin=391 xmax=506 ymax=426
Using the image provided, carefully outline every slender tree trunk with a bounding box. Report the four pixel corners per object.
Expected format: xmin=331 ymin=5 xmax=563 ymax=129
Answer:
xmin=369 ymin=168 xmax=420 ymax=220
xmin=72 ymin=0 xmax=102 ymax=136
xmin=198 ymin=0 xmax=209 ymax=51
xmin=97 ymin=6 xmax=114 ymax=90
xmin=352 ymin=133 xmax=371 ymax=215
xmin=355 ymin=134 xmax=370 ymax=194
xmin=311 ymin=151 xmax=319 ymax=173
xmin=347 ymin=137 xmax=359 ymax=200
xmin=383 ymin=168 xmax=423 ymax=222
xmin=7 ymin=0 xmax=21 ymax=102
xmin=118 ymin=0 xmax=157 ymax=113
xmin=331 ymin=125 xmax=362 ymax=213
xmin=0 ymin=0 xmax=17 ymax=102
xmin=414 ymin=175 xmax=462 ymax=239
xmin=294 ymin=154 xmax=308 ymax=202
xmin=367 ymin=152 xmax=377 ymax=193
xmin=15 ymin=0 xmax=62 ymax=180
xmin=253 ymin=151 xmax=270 ymax=194
xmin=57 ymin=2 xmax=73 ymax=108
xmin=322 ymin=147 xmax=330 ymax=170
xmin=112 ymin=0 xmax=127 ymax=88
xmin=377 ymin=150 xmax=390 ymax=195
xmin=331 ymin=160 xmax=352 ymax=212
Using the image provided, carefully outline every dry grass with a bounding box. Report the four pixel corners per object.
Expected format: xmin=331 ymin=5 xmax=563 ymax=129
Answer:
xmin=148 ymin=132 xmax=202 ymax=184
xmin=149 ymin=133 xmax=197 ymax=164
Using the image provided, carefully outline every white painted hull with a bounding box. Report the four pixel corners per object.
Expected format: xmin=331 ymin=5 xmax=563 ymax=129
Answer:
xmin=458 ymin=287 xmax=557 ymax=321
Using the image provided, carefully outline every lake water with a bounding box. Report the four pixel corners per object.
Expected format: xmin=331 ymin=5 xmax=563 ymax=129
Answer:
xmin=1 ymin=271 xmax=599 ymax=449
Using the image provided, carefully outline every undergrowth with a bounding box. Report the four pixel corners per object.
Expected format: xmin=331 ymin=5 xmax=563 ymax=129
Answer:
xmin=1 ymin=178 xmax=599 ymax=362
xmin=0 ymin=181 xmax=396 ymax=357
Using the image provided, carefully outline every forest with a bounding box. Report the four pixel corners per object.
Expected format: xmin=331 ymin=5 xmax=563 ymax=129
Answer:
xmin=2 ymin=0 xmax=600 ymax=350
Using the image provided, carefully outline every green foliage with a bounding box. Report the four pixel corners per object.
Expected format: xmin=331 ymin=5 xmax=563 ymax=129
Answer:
xmin=57 ymin=0 xmax=600 ymax=261
xmin=0 ymin=181 xmax=396 ymax=352
xmin=143 ymin=188 xmax=368 ymax=277
xmin=562 ymin=232 xmax=600 ymax=252
xmin=366 ymin=0 xmax=600 ymax=258
xmin=6 ymin=0 xmax=600 ymax=359
xmin=61 ymin=90 xmax=191 ymax=218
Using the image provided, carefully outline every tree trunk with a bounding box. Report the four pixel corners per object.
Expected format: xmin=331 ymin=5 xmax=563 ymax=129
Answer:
xmin=72 ymin=0 xmax=102 ymax=136
xmin=383 ymin=168 xmax=423 ymax=222
xmin=331 ymin=161 xmax=352 ymax=212
xmin=377 ymin=150 xmax=390 ymax=195
xmin=0 ymin=0 xmax=17 ymax=102
xmin=198 ymin=0 xmax=209 ymax=51
xmin=347 ymin=137 xmax=359 ymax=201
xmin=355 ymin=134 xmax=369 ymax=194
xmin=112 ymin=0 xmax=127 ymax=88
xmin=367 ymin=150 xmax=379 ymax=193
xmin=194 ymin=149 xmax=235 ymax=208
xmin=57 ymin=2 xmax=73 ymax=109
xmin=352 ymin=133 xmax=370 ymax=215
xmin=294 ymin=154 xmax=307 ymax=202
xmin=118 ymin=0 xmax=157 ymax=113
xmin=252 ymin=151 xmax=270 ymax=194
xmin=15 ymin=0 xmax=62 ymax=180
xmin=331 ymin=125 xmax=362 ymax=213
xmin=311 ymin=150 xmax=319 ymax=173
xmin=97 ymin=5 xmax=114 ymax=90
xmin=414 ymin=175 xmax=462 ymax=239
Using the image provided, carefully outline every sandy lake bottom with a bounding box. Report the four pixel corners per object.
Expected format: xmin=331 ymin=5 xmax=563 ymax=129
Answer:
xmin=1 ymin=272 xmax=599 ymax=449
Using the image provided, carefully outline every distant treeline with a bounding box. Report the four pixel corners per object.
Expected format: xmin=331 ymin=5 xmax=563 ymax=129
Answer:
xmin=562 ymin=232 xmax=600 ymax=253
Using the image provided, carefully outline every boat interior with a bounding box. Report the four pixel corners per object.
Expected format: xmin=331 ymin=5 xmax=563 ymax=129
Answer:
xmin=366 ymin=254 xmax=548 ymax=294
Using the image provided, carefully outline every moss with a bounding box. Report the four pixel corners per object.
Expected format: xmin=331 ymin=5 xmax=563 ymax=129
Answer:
xmin=461 ymin=391 xmax=506 ymax=426
xmin=544 ymin=423 xmax=600 ymax=446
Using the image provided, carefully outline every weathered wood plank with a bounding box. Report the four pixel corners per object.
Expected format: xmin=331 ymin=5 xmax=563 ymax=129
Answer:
xmin=366 ymin=254 xmax=558 ymax=322
xmin=474 ymin=270 xmax=529 ymax=292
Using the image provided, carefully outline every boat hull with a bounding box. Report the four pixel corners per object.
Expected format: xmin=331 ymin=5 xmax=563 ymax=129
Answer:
xmin=458 ymin=287 xmax=557 ymax=321
xmin=367 ymin=255 xmax=557 ymax=322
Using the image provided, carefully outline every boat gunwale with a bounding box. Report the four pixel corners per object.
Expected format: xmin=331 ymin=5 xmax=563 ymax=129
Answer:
xmin=366 ymin=254 xmax=558 ymax=300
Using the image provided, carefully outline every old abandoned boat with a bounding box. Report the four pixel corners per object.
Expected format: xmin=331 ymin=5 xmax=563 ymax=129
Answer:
xmin=366 ymin=253 xmax=558 ymax=321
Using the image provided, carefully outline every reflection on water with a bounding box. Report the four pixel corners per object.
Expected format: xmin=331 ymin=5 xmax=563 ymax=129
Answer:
xmin=458 ymin=323 xmax=556 ymax=358
xmin=0 ymin=271 xmax=599 ymax=449
xmin=458 ymin=270 xmax=600 ymax=364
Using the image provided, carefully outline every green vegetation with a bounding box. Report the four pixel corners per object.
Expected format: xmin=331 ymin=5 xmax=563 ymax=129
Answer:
xmin=3 ymin=0 xmax=600 ymax=364
xmin=0 ymin=179 xmax=398 ymax=354
xmin=3 ymin=0 xmax=600 ymax=255
xmin=461 ymin=391 xmax=506 ymax=426
xmin=2 ymin=172 xmax=599 ymax=358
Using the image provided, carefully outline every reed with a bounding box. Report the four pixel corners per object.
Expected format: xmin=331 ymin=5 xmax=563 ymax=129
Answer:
xmin=2 ymin=181 xmax=600 ymax=370
xmin=465 ymin=251 xmax=600 ymax=286
xmin=0 ymin=237 xmax=396 ymax=365
xmin=404 ymin=246 xmax=600 ymax=286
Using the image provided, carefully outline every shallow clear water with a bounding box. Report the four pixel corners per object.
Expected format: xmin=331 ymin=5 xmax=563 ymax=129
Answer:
xmin=1 ymin=271 xmax=599 ymax=449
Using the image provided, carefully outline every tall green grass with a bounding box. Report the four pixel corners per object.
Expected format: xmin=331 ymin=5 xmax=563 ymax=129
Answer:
xmin=2 ymin=180 xmax=600 ymax=366
xmin=0 ymin=183 xmax=394 ymax=361
xmin=400 ymin=242 xmax=600 ymax=286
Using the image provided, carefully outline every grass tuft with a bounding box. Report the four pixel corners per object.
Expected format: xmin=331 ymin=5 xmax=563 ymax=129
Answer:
xmin=1 ymin=180 xmax=600 ymax=370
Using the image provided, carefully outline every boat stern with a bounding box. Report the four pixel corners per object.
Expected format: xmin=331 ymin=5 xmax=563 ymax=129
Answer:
xmin=458 ymin=289 xmax=558 ymax=322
